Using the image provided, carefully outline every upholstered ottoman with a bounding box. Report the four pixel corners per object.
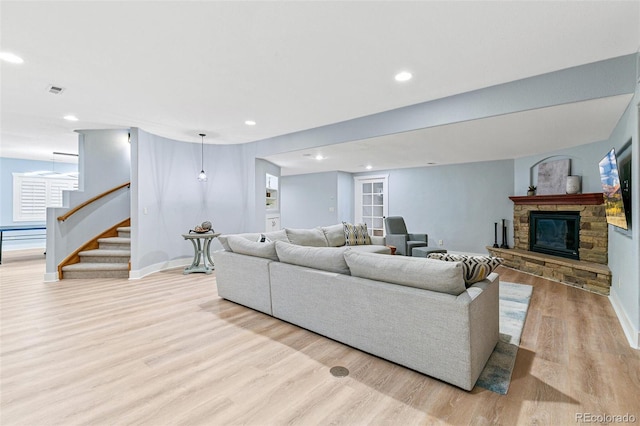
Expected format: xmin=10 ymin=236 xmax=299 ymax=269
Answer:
xmin=406 ymin=241 xmax=427 ymax=256
xmin=412 ymin=246 xmax=447 ymax=258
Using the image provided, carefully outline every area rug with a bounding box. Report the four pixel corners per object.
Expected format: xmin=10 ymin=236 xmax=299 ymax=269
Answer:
xmin=475 ymin=281 xmax=533 ymax=395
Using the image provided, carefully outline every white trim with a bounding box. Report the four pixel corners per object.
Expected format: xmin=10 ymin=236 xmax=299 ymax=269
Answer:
xmin=128 ymin=257 xmax=192 ymax=280
xmin=353 ymin=174 xmax=389 ymax=236
xmin=609 ymin=291 xmax=640 ymax=349
xmin=43 ymin=272 xmax=59 ymax=282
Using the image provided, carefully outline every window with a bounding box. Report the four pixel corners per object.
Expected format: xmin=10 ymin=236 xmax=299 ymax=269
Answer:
xmin=12 ymin=173 xmax=78 ymax=222
xmin=354 ymin=175 xmax=389 ymax=236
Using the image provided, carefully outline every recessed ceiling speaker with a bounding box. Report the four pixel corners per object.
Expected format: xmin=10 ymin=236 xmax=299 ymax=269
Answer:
xmin=47 ymin=85 xmax=65 ymax=95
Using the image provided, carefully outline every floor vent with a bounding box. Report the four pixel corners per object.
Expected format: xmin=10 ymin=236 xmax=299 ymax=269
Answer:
xmin=330 ymin=366 xmax=349 ymax=378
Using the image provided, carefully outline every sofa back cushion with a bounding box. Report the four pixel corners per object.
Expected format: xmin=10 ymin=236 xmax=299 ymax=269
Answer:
xmin=218 ymin=230 xmax=290 ymax=251
xmin=263 ymin=229 xmax=290 ymax=243
xmin=275 ymin=241 xmax=350 ymax=275
xmin=344 ymin=250 xmax=466 ymax=295
xmin=322 ymin=224 xmax=346 ymax=247
xmin=226 ymin=235 xmax=279 ymax=261
xmin=285 ymin=227 xmax=328 ymax=247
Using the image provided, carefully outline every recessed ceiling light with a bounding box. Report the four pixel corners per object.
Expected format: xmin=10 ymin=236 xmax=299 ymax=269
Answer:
xmin=0 ymin=52 xmax=24 ymax=64
xmin=63 ymin=115 xmax=79 ymax=121
xmin=365 ymin=165 xmax=373 ymax=170
xmin=245 ymin=120 xmax=256 ymax=126
xmin=315 ymin=155 xmax=324 ymax=160
xmin=394 ymin=71 xmax=412 ymax=82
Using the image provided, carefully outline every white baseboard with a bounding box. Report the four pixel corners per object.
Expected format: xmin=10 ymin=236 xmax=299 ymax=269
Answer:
xmin=43 ymin=272 xmax=58 ymax=282
xmin=128 ymin=257 xmax=191 ymax=280
xmin=609 ymin=291 xmax=640 ymax=350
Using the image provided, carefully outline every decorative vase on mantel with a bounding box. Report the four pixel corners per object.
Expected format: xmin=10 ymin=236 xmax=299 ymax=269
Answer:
xmin=566 ymin=176 xmax=581 ymax=194
xmin=527 ymin=185 xmax=537 ymax=196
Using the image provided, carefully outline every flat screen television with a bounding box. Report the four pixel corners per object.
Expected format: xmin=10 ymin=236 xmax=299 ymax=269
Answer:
xmin=599 ymin=148 xmax=630 ymax=230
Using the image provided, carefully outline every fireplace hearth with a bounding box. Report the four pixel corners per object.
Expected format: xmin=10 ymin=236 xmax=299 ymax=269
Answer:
xmin=529 ymin=211 xmax=580 ymax=260
xmin=491 ymin=193 xmax=611 ymax=295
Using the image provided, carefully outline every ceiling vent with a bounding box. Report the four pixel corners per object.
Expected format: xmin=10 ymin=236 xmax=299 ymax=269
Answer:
xmin=47 ymin=85 xmax=65 ymax=95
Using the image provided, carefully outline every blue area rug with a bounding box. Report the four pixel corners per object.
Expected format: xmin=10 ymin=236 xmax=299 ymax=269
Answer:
xmin=475 ymin=281 xmax=533 ymax=395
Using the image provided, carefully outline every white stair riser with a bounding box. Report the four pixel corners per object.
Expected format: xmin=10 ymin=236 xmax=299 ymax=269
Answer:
xmin=98 ymin=243 xmax=131 ymax=250
xmin=118 ymin=232 xmax=130 ymax=238
xmin=78 ymin=255 xmax=129 ymax=264
xmin=64 ymin=270 xmax=129 ymax=279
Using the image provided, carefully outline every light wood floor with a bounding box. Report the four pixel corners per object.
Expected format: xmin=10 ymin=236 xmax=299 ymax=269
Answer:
xmin=1 ymin=249 xmax=638 ymax=425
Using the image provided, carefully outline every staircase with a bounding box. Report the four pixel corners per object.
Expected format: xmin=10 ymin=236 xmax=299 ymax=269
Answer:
xmin=61 ymin=226 xmax=131 ymax=279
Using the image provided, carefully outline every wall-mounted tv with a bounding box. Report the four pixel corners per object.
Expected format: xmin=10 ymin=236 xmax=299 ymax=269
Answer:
xmin=599 ymin=148 xmax=630 ymax=230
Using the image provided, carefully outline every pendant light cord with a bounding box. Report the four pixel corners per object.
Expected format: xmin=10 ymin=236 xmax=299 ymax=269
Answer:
xmin=200 ymin=133 xmax=206 ymax=172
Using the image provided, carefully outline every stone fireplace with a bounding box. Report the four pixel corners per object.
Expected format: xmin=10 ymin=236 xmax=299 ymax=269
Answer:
xmin=529 ymin=210 xmax=580 ymax=260
xmin=488 ymin=193 xmax=611 ymax=295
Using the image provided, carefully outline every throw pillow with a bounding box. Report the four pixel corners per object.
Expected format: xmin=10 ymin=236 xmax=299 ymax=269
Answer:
xmin=427 ymin=253 xmax=503 ymax=285
xmin=343 ymin=222 xmax=371 ymax=246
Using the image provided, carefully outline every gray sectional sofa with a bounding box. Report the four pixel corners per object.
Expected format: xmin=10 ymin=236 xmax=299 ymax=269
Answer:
xmin=213 ymin=224 xmax=499 ymax=391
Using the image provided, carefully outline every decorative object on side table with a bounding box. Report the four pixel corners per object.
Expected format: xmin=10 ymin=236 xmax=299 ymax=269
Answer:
xmin=493 ymin=222 xmax=499 ymax=248
xmin=527 ymin=185 xmax=537 ymax=196
xmin=190 ymin=220 xmax=213 ymax=234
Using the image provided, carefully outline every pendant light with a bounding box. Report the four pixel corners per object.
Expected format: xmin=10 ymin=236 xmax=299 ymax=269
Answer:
xmin=197 ymin=133 xmax=207 ymax=182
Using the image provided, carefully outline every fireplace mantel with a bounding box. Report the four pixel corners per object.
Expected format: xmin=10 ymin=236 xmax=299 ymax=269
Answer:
xmin=509 ymin=193 xmax=604 ymax=205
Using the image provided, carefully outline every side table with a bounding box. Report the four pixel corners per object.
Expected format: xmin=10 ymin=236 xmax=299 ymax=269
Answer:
xmin=182 ymin=232 xmax=220 ymax=274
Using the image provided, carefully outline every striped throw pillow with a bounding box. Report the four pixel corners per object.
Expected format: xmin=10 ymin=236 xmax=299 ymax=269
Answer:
xmin=343 ymin=222 xmax=371 ymax=246
xmin=427 ymin=253 xmax=503 ymax=285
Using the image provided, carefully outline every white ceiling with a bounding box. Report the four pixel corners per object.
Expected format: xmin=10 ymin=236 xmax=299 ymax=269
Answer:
xmin=1 ymin=1 xmax=639 ymax=172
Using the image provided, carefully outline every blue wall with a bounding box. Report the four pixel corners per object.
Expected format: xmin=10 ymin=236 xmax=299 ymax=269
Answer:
xmin=281 ymin=172 xmax=340 ymax=228
xmin=281 ymin=159 xmax=514 ymax=254
xmin=0 ymin=157 xmax=77 ymax=249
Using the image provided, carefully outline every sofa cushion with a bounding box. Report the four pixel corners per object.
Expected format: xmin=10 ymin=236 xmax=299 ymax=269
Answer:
xmin=226 ymin=235 xmax=279 ymax=261
xmin=344 ymin=250 xmax=466 ymax=295
xmin=349 ymin=244 xmax=391 ymax=254
xmin=264 ymin=229 xmax=290 ymax=242
xmin=427 ymin=253 xmax=503 ymax=285
xmin=285 ymin=227 xmax=328 ymax=247
xmin=275 ymin=241 xmax=350 ymax=275
xmin=322 ymin=224 xmax=346 ymax=247
xmin=219 ymin=230 xmax=288 ymax=251
xmin=343 ymin=222 xmax=371 ymax=246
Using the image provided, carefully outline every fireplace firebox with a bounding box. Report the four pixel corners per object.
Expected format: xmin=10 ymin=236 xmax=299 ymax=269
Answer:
xmin=529 ymin=211 xmax=580 ymax=260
